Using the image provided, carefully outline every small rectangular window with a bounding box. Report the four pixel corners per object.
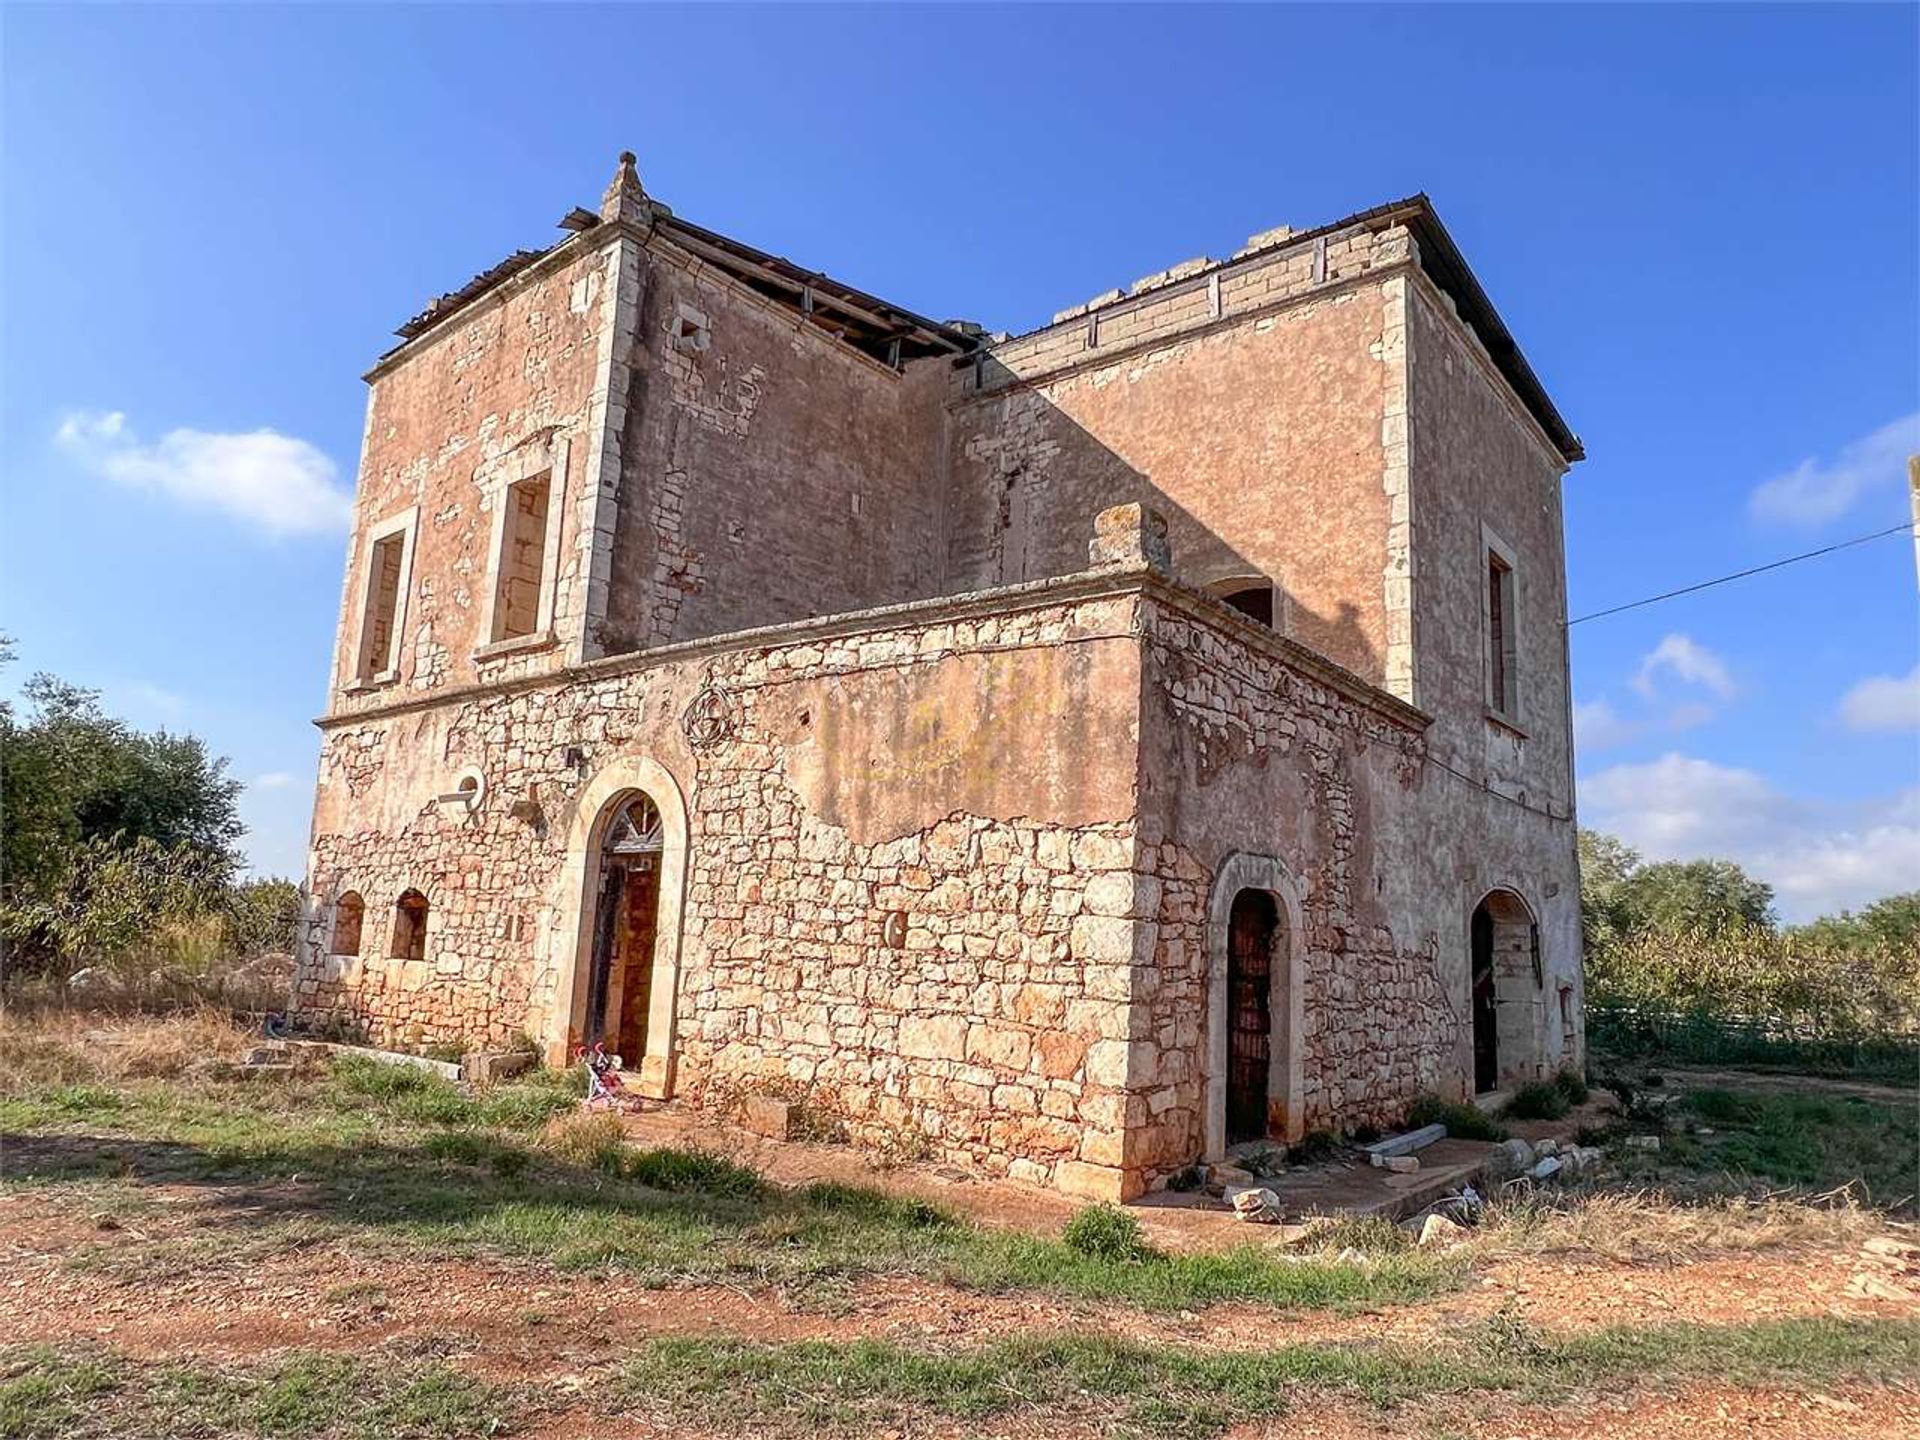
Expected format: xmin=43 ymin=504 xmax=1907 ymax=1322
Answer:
xmin=356 ymin=530 xmax=408 ymax=681
xmin=490 ymin=472 xmax=552 ymax=642
xmin=1487 ymin=549 xmax=1517 ymax=716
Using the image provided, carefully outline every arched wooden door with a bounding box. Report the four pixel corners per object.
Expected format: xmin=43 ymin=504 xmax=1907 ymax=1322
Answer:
xmin=582 ymin=793 xmax=664 ymax=1063
xmin=1226 ymin=889 xmax=1278 ymax=1142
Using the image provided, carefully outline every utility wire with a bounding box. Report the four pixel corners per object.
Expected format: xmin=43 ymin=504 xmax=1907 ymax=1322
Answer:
xmin=1566 ymin=520 xmax=1916 ymax=626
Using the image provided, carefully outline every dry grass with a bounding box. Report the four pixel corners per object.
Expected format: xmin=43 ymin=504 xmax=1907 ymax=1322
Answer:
xmin=0 ymin=1005 xmax=255 ymax=1092
xmin=1473 ymin=1188 xmax=1892 ymax=1263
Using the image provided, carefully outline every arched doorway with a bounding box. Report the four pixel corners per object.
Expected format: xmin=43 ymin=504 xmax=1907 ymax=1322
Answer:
xmin=1226 ymin=889 xmax=1278 ymax=1142
xmin=1470 ymin=889 xmax=1541 ymax=1093
xmin=1204 ymin=853 xmax=1304 ymax=1158
xmin=581 ymin=792 xmax=665 ymax=1064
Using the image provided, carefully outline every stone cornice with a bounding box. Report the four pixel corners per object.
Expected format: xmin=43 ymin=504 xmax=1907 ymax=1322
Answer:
xmin=315 ymin=566 xmax=1432 ymax=735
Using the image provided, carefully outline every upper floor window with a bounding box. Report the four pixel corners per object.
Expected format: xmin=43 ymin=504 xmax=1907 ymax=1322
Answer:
xmin=353 ymin=508 xmax=418 ymax=686
xmin=1208 ymin=575 xmax=1278 ymax=629
xmin=490 ymin=472 xmax=553 ymax=643
xmin=1483 ymin=527 xmax=1519 ymax=719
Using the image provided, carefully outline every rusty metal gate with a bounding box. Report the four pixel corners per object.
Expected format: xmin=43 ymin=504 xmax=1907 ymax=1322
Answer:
xmin=1227 ymin=889 xmax=1277 ymax=1143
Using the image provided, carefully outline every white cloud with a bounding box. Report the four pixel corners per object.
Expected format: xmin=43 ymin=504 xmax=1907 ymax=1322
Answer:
xmin=252 ymin=771 xmax=297 ymax=790
xmin=1749 ymin=411 xmax=1920 ymax=527
xmin=56 ymin=410 xmax=350 ymax=537
xmin=1573 ymin=699 xmax=1637 ymax=753
xmin=1633 ymin=633 xmax=1735 ymax=703
xmin=1840 ymin=665 xmax=1920 ymax=734
xmin=1580 ymin=752 xmax=1920 ymax=922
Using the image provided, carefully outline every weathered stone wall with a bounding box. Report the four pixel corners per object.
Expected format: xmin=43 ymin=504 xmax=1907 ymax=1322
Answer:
xmin=1402 ymin=275 xmax=1585 ymax=1074
xmin=298 ymin=585 xmax=1154 ymax=1197
xmin=1128 ymin=591 xmax=1444 ymax=1183
xmin=331 ymin=243 xmax=617 ymax=711
xmin=598 ymin=240 xmax=951 ymax=653
xmin=944 ymin=226 xmax=1410 ymax=688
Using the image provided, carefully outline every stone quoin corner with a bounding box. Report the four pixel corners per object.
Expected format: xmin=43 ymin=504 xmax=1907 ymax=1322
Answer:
xmin=296 ymin=149 xmax=1587 ymax=1202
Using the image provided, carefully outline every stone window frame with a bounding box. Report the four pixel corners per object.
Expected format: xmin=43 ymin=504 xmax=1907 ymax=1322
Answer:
xmin=1202 ymin=852 xmax=1307 ymax=1160
xmin=1480 ymin=521 xmax=1521 ymax=726
xmin=330 ymin=890 xmax=366 ymax=959
xmin=474 ymin=436 xmax=570 ymax=662
xmin=347 ymin=505 xmax=419 ymax=690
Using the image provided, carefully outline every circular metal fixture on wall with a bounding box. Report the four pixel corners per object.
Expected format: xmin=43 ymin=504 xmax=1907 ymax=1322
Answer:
xmin=681 ymin=680 xmax=737 ymax=751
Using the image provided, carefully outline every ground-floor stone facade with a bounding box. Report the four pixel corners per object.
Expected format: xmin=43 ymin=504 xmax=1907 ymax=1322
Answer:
xmin=297 ymin=567 xmax=1583 ymax=1200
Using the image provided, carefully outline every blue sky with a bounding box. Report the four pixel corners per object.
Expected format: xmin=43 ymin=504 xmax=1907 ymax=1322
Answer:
xmin=4 ymin=4 xmax=1915 ymax=921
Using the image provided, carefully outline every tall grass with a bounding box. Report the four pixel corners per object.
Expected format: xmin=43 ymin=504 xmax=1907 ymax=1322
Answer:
xmin=1586 ymin=927 xmax=1919 ymax=1080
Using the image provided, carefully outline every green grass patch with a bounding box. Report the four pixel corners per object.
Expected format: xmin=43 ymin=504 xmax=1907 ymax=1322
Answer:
xmin=614 ymin=1316 xmax=1920 ymax=1437
xmin=2 ymin=1062 xmax=1464 ymax=1312
xmin=0 ymin=1345 xmax=514 ymax=1440
xmin=1672 ymin=1088 xmax=1915 ymax=1204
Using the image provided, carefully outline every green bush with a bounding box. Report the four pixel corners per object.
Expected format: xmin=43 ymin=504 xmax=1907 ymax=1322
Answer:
xmin=1552 ymin=1068 xmax=1589 ymax=1105
xmin=1503 ymin=1081 xmax=1570 ymax=1122
xmin=1405 ymin=1094 xmax=1506 ymax=1141
xmin=1061 ymin=1203 xmax=1152 ymax=1264
xmin=624 ymin=1146 xmax=765 ymax=1199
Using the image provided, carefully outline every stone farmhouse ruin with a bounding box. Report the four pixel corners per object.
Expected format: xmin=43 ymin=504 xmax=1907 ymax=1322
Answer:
xmin=296 ymin=151 xmax=1586 ymax=1200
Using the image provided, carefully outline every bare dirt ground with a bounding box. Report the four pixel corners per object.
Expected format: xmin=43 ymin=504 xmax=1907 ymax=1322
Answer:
xmin=5 ymin=1172 xmax=1915 ymax=1438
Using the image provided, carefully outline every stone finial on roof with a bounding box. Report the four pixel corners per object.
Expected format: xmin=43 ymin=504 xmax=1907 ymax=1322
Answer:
xmin=601 ymin=149 xmax=648 ymax=225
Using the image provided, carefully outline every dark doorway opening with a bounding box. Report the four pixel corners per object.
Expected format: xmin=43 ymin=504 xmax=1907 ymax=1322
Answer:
xmin=1226 ymin=888 xmax=1277 ymax=1142
xmin=1471 ymin=902 xmax=1498 ymax=1092
xmin=583 ymin=793 xmax=664 ymax=1064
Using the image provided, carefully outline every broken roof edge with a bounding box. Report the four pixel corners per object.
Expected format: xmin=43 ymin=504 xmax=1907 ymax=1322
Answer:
xmin=367 ymin=197 xmax=980 ymax=383
xmin=990 ymin=193 xmax=1583 ymax=464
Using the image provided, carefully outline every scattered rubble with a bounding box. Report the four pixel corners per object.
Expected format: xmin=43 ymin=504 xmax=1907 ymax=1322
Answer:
xmin=1229 ymin=1187 xmax=1283 ymax=1224
xmin=1418 ymin=1213 xmax=1466 ymax=1248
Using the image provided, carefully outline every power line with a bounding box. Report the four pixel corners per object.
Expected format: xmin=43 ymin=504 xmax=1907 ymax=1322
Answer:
xmin=1566 ymin=520 xmax=1916 ymax=626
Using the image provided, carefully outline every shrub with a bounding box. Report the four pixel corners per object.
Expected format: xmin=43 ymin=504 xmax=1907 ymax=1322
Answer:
xmin=1061 ymin=1203 xmax=1152 ymax=1264
xmin=1552 ymin=1069 xmax=1589 ymax=1105
xmin=1585 ymin=924 xmax=1919 ymax=1080
xmin=624 ymin=1146 xmax=765 ymax=1199
xmin=1406 ymin=1094 xmax=1507 ymax=1141
xmin=1504 ymin=1081 xmax=1571 ymax=1122
xmin=1288 ymin=1130 xmax=1341 ymax=1164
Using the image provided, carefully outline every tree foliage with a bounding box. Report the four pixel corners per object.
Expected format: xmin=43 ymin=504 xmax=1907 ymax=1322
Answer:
xmin=0 ymin=648 xmax=289 ymax=982
xmin=1577 ymin=829 xmax=1775 ymax=949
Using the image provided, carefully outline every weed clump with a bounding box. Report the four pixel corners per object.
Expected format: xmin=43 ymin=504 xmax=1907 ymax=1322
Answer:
xmin=1288 ymin=1130 xmax=1341 ymax=1164
xmin=1503 ymin=1081 xmax=1571 ymax=1122
xmin=538 ymin=1110 xmax=629 ymax=1173
xmin=1405 ymin=1095 xmax=1507 ymax=1141
xmin=1553 ymin=1068 xmax=1590 ymax=1105
xmin=625 ymin=1147 xmax=764 ymax=1199
xmin=1062 ymin=1204 xmax=1153 ymax=1264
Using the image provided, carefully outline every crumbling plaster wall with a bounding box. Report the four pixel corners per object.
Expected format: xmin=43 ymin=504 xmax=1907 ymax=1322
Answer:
xmin=297 ymin=588 xmax=1159 ymax=1199
xmin=944 ymin=230 xmax=1413 ymax=688
xmin=331 ymin=245 xmax=618 ymax=711
xmin=1402 ymin=277 xmax=1584 ymax=1077
xmin=598 ymin=242 xmax=951 ymax=654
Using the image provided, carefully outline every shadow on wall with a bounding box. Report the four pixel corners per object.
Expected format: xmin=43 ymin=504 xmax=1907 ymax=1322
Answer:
xmin=944 ymin=363 xmax=1383 ymax=687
